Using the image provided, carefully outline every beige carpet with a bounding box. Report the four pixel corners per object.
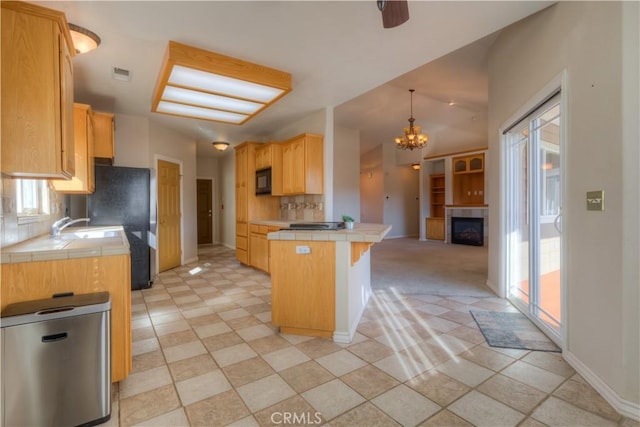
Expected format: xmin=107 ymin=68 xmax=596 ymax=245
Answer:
xmin=371 ymin=238 xmax=494 ymax=297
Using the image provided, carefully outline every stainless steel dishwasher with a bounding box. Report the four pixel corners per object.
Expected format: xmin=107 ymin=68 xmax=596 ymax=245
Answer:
xmin=1 ymin=292 xmax=111 ymax=427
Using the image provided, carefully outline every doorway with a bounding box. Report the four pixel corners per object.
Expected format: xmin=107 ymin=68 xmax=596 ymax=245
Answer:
xmin=157 ymin=159 xmax=182 ymax=272
xmin=197 ymin=179 xmax=213 ymax=245
xmin=504 ymin=93 xmax=563 ymax=343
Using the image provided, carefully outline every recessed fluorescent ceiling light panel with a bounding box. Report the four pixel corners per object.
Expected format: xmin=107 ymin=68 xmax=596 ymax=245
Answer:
xmin=152 ymin=41 xmax=292 ymax=125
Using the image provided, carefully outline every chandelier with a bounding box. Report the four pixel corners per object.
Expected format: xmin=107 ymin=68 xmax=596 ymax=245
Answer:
xmin=394 ymin=89 xmax=428 ymax=150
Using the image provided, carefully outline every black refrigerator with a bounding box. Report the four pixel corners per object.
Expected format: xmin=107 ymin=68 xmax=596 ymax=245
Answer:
xmin=88 ymin=165 xmax=152 ymax=290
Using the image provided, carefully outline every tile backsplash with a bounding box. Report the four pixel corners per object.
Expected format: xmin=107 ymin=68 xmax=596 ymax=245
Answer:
xmin=1 ymin=177 xmax=65 ymax=248
xmin=280 ymin=195 xmax=325 ymax=222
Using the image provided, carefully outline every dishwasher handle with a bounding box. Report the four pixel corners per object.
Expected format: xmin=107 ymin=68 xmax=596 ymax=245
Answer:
xmin=42 ymin=332 xmax=68 ymax=343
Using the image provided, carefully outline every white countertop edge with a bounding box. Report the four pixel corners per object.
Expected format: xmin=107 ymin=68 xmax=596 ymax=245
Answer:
xmin=267 ymin=223 xmax=391 ymax=243
xmin=1 ymin=226 xmax=130 ymax=264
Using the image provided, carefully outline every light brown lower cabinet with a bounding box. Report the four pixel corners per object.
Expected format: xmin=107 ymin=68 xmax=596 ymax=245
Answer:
xmin=1 ymin=255 xmax=132 ymax=382
xmin=249 ymin=224 xmax=281 ymax=273
xmin=270 ymin=240 xmax=335 ymax=338
xmin=426 ymin=217 xmax=445 ymax=240
xmin=236 ymin=221 xmax=248 ymax=265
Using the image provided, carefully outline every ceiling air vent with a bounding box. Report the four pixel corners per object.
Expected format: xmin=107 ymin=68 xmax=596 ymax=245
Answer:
xmin=112 ymin=67 xmax=131 ymax=82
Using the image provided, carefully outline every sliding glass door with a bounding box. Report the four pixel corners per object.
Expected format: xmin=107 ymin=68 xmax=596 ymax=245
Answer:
xmin=505 ymin=94 xmax=562 ymax=341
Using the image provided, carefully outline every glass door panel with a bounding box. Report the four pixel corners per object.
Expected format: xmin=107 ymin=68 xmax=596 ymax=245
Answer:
xmin=506 ymin=95 xmax=562 ymax=340
xmin=507 ymin=128 xmax=530 ymax=307
xmin=534 ymin=104 xmax=561 ymax=331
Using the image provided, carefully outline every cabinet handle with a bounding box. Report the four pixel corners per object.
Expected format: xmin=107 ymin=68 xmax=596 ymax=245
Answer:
xmin=42 ymin=332 xmax=68 ymax=343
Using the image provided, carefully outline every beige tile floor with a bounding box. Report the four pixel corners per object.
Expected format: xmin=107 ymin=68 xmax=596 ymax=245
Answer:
xmin=107 ymin=245 xmax=638 ymax=426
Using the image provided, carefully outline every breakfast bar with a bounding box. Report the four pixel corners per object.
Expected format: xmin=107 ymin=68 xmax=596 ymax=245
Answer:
xmin=268 ymin=222 xmax=391 ymax=343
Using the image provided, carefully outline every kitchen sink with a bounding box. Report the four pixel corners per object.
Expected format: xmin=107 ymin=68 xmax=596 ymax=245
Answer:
xmin=57 ymin=229 xmax=121 ymax=240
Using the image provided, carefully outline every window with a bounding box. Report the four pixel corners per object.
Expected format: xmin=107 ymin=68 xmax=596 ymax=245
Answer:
xmin=16 ymin=179 xmax=50 ymax=222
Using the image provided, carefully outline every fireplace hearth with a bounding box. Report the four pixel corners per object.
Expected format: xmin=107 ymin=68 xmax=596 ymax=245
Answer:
xmin=451 ymin=217 xmax=484 ymax=246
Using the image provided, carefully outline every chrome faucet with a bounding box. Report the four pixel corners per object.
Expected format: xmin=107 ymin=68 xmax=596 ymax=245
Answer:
xmin=51 ymin=217 xmax=90 ymax=236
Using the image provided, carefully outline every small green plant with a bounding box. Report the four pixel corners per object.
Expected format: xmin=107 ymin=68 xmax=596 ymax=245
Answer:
xmin=342 ymin=215 xmax=354 ymax=222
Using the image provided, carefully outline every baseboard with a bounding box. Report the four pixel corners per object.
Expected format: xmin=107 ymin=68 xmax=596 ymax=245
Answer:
xmin=334 ymin=305 xmax=367 ymax=344
xmin=333 ymin=331 xmax=352 ymax=344
xmin=485 ymin=279 xmax=501 ymax=297
xmin=223 ymin=243 xmax=235 ymax=250
xmin=563 ymin=350 xmax=640 ymax=421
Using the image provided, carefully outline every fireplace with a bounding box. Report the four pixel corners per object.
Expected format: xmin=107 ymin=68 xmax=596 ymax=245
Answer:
xmin=451 ymin=217 xmax=484 ymax=246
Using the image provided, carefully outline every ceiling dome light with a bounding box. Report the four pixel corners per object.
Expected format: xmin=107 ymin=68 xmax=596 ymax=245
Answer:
xmin=68 ymin=23 xmax=101 ymax=54
xmin=212 ymin=141 xmax=230 ymax=151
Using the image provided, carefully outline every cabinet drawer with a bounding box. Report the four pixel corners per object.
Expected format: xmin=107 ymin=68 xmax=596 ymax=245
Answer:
xmin=249 ymin=224 xmax=272 ymax=235
xmin=237 ymin=222 xmax=248 ymax=237
xmin=236 ymin=236 xmax=248 ymax=251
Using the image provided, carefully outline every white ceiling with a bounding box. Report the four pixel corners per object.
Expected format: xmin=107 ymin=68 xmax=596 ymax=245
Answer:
xmin=35 ymin=1 xmax=552 ymax=158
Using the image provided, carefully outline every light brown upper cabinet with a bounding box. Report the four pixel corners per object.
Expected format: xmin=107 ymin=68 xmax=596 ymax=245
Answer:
xmin=281 ymin=133 xmax=323 ymax=195
xmin=255 ymin=143 xmax=283 ymax=195
xmin=51 ymin=104 xmax=95 ymax=194
xmin=452 ymin=153 xmax=485 ymax=205
xmin=453 ymin=154 xmax=484 ymax=174
xmin=1 ymin=1 xmax=75 ymax=178
xmin=93 ymin=112 xmax=115 ymax=164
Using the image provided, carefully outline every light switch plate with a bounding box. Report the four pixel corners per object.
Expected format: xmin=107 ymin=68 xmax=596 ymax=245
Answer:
xmin=586 ymin=190 xmax=604 ymax=211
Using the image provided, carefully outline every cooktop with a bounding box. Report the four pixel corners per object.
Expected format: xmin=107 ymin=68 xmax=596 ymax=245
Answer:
xmin=283 ymin=222 xmax=345 ymax=231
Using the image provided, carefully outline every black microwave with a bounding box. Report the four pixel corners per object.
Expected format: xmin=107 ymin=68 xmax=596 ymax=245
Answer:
xmin=255 ymin=167 xmax=272 ymax=195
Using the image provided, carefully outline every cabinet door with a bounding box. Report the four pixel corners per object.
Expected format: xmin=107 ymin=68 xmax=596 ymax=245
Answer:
xmin=50 ymin=104 xmax=94 ymax=194
xmin=426 ymin=218 xmax=445 ymax=240
xmin=59 ymin=29 xmax=75 ymax=177
xmin=93 ymin=112 xmax=115 ymax=161
xmin=255 ymin=145 xmax=270 ymax=170
xmin=282 ymin=137 xmax=305 ymax=195
xmin=235 ymin=146 xmax=248 ymax=222
xmin=469 ymin=155 xmax=484 ymax=172
xmin=290 ymin=138 xmax=306 ymax=194
xmin=281 ymin=142 xmax=296 ymax=194
xmin=453 ymin=158 xmax=467 ymax=173
xmin=270 ymin=241 xmax=335 ymax=335
xmin=249 ymin=231 xmax=269 ymax=272
xmin=1 ymin=5 xmax=74 ymax=178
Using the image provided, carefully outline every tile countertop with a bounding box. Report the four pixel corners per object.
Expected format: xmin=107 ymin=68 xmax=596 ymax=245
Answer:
xmin=1 ymin=226 xmax=130 ymax=264
xmin=267 ymin=222 xmax=392 ymax=243
xmin=249 ymin=220 xmax=293 ymax=228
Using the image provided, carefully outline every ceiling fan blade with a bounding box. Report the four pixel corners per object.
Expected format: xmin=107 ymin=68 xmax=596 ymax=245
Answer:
xmin=380 ymin=0 xmax=409 ymax=29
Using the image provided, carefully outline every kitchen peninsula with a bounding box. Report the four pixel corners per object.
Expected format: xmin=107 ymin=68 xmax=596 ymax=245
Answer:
xmin=268 ymin=222 xmax=391 ymax=343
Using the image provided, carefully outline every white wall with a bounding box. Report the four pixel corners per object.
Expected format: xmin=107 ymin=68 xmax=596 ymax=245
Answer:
xmin=332 ymin=126 xmax=360 ymax=221
xmin=219 ymin=151 xmax=236 ymax=249
xmin=113 ymin=114 xmax=150 ymax=168
xmin=488 ymin=1 xmax=639 ymax=411
xmin=148 ymin=123 xmax=198 ymax=264
xmin=382 ymin=143 xmax=420 ymax=238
